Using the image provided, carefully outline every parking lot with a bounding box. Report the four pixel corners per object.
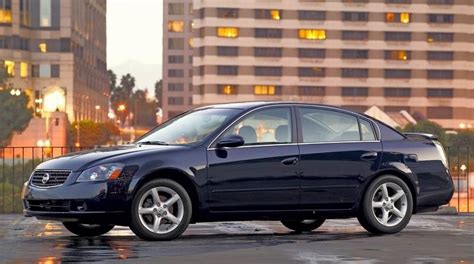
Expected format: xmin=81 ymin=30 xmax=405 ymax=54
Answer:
xmin=0 ymin=214 xmax=472 ymax=263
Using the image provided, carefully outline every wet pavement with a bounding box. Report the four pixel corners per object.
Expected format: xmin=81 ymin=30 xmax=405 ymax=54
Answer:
xmin=0 ymin=214 xmax=473 ymax=264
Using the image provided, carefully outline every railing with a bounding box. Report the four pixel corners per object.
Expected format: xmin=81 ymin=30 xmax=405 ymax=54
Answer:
xmin=446 ymin=146 xmax=473 ymax=213
xmin=0 ymin=146 xmax=472 ymax=214
xmin=0 ymin=147 xmax=93 ymax=213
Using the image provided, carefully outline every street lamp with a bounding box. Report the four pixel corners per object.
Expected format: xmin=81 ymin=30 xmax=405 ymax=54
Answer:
xmin=95 ymin=105 xmax=101 ymax=122
xmin=10 ymin=88 xmax=21 ymax=96
xmin=117 ymin=104 xmax=126 ymax=112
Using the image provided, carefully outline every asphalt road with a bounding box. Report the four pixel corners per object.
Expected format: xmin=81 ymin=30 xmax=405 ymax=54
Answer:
xmin=0 ymin=214 xmax=473 ymax=264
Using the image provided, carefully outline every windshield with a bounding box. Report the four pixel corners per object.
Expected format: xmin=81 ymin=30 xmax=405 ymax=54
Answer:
xmin=138 ymin=108 xmax=241 ymax=145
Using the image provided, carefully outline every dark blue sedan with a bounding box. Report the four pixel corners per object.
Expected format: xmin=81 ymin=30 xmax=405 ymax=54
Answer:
xmin=22 ymin=102 xmax=454 ymax=240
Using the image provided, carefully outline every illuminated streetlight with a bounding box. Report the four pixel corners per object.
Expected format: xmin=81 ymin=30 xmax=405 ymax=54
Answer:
xmin=10 ymin=88 xmax=21 ymax=96
xmin=117 ymin=104 xmax=126 ymax=112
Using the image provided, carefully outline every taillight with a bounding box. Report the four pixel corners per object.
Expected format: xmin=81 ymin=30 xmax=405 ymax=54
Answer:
xmin=434 ymin=141 xmax=448 ymax=168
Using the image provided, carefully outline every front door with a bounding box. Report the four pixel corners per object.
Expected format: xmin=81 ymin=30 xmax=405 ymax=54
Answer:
xmin=296 ymin=107 xmax=382 ymax=210
xmin=207 ymin=107 xmax=300 ymax=211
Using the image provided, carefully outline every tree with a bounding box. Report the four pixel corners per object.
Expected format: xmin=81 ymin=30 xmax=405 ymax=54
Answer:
xmin=108 ymin=69 xmax=117 ymax=92
xmin=154 ymin=80 xmax=163 ymax=107
xmin=131 ymin=89 xmax=158 ymax=127
xmin=0 ymin=69 xmax=33 ymax=146
xmin=448 ymin=131 xmax=474 ymax=147
xmin=70 ymin=120 xmax=120 ymax=147
xmin=402 ymin=120 xmax=447 ymax=146
xmin=110 ymin=73 xmax=136 ymax=124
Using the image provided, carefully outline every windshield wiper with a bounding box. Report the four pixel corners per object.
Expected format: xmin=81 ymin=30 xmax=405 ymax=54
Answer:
xmin=137 ymin=141 xmax=169 ymax=146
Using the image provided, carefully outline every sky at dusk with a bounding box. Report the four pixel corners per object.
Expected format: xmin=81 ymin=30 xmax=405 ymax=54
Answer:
xmin=107 ymin=0 xmax=163 ymax=91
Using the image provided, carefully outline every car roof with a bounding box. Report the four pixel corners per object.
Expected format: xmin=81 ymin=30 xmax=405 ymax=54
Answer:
xmin=197 ymin=101 xmax=351 ymax=112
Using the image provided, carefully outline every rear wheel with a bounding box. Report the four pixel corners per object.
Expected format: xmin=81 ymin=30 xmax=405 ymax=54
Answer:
xmin=281 ymin=219 xmax=326 ymax=233
xmin=63 ymin=222 xmax=114 ymax=237
xmin=358 ymin=175 xmax=413 ymax=234
xmin=130 ymin=179 xmax=192 ymax=241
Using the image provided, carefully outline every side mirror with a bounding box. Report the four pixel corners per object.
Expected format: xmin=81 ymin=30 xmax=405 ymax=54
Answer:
xmin=217 ymin=135 xmax=245 ymax=148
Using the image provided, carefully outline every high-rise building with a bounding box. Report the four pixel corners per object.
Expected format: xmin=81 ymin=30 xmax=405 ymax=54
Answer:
xmin=192 ymin=0 xmax=474 ymax=129
xmin=162 ymin=0 xmax=194 ymax=120
xmin=0 ymin=0 xmax=108 ymax=123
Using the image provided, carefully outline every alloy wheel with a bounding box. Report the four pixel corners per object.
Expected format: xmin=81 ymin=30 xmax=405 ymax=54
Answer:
xmin=137 ymin=186 xmax=184 ymax=234
xmin=371 ymin=182 xmax=408 ymax=227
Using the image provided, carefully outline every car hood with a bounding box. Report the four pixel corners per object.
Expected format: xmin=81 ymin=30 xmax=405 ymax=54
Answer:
xmin=35 ymin=144 xmax=183 ymax=171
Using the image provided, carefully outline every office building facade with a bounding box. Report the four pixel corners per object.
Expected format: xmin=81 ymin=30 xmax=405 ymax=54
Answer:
xmin=162 ymin=0 xmax=194 ymax=120
xmin=192 ymin=0 xmax=474 ymax=129
xmin=0 ymin=0 xmax=108 ymax=123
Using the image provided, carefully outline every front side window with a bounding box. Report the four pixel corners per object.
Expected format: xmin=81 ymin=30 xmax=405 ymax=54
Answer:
xmin=223 ymin=108 xmax=292 ymax=145
xmin=139 ymin=108 xmax=241 ymax=145
xmin=299 ymin=108 xmax=373 ymax=143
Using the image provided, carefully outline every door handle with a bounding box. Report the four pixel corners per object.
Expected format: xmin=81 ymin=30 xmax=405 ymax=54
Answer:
xmin=281 ymin=157 xmax=299 ymax=166
xmin=360 ymin=151 xmax=378 ymax=161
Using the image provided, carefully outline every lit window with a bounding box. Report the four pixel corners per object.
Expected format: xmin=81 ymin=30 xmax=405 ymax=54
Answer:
xmin=386 ymin=12 xmax=410 ymax=23
xmin=254 ymin=85 xmax=277 ymax=95
xmin=0 ymin=0 xmax=12 ymax=24
xmin=168 ymin=20 xmax=184 ymax=32
xmin=255 ymin=9 xmax=282 ymax=20
xmin=189 ymin=38 xmax=194 ymax=48
xmin=217 ymin=27 xmax=239 ymax=38
xmin=220 ymin=85 xmax=237 ymax=95
xmin=20 ymin=62 xmax=28 ymax=77
xmin=4 ymin=60 xmax=15 ymax=76
xmin=400 ymin=13 xmax=410 ymax=23
xmin=385 ymin=50 xmax=410 ymax=60
xmin=271 ymin=10 xmax=281 ymax=20
xmin=38 ymin=42 xmax=47 ymax=53
xmin=298 ymin=29 xmax=326 ymax=40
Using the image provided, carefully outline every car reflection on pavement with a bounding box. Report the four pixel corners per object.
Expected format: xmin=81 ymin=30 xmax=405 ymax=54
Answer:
xmin=2 ymin=215 xmax=473 ymax=264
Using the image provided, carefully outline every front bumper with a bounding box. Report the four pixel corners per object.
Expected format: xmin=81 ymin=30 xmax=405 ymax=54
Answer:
xmin=22 ymin=173 xmax=132 ymax=225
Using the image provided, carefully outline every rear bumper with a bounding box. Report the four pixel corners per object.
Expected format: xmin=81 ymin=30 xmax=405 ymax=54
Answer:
xmin=415 ymin=183 xmax=454 ymax=213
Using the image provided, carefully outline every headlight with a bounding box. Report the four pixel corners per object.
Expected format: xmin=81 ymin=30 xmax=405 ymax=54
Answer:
xmin=76 ymin=163 xmax=125 ymax=182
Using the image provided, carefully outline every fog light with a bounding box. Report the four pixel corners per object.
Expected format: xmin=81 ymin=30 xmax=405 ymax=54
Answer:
xmin=74 ymin=201 xmax=87 ymax=211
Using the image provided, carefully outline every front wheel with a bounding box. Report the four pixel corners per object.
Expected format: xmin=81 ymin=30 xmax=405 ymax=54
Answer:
xmin=357 ymin=175 xmax=413 ymax=234
xmin=281 ymin=219 xmax=326 ymax=233
xmin=130 ymin=179 xmax=192 ymax=241
xmin=63 ymin=222 xmax=114 ymax=237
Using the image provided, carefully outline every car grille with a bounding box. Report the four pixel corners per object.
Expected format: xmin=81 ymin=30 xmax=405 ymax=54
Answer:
xmin=30 ymin=170 xmax=71 ymax=188
xmin=25 ymin=200 xmax=71 ymax=212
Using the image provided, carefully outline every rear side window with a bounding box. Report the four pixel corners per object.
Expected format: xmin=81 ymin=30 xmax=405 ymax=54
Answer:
xmin=359 ymin=118 xmax=376 ymax=141
xmin=299 ymin=108 xmax=360 ymax=143
xmin=298 ymin=108 xmax=377 ymax=143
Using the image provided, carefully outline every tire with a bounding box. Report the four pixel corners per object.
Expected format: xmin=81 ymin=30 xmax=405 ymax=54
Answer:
xmin=357 ymin=175 xmax=413 ymax=234
xmin=130 ymin=179 xmax=192 ymax=241
xmin=63 ymin=222 xmax=114 ymax=237
xmin=281 ymin=219 xmax=326 ymax=233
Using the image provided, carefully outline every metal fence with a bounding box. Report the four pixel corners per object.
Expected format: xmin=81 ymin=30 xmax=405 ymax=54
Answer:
xmin=0 ymin=146 xmax=472 ymax=214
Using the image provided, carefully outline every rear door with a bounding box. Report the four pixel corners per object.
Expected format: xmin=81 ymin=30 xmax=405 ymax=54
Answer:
xmin=296 ymin=107 xmax=382 ymax=210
